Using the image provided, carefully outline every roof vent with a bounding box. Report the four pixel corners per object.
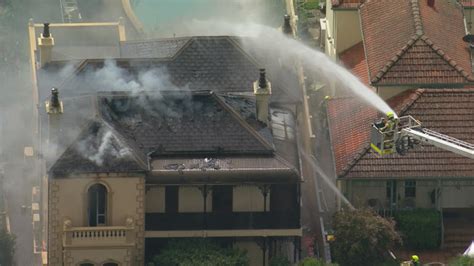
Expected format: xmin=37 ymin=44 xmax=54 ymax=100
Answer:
xmin=427 ymin=0 xmax=435 ymax=8
xmin=43 ymin=23 xmax=50 ymax=38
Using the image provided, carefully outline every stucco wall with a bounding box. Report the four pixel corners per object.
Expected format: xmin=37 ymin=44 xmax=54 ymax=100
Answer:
xmin=48 ymin=175 xmax=145 ymax=266
xmin=178 ymin=186 xmax=212 ymax=213
xmin=378 ymin=86 xmax=414 ymax=100
xmin=441 ymin=186 xmax=474 ymax=208
xmin=233 ymin=186 xmax=268 ymax=212
xmin=334 ymin=10 xmax=362 ymax=53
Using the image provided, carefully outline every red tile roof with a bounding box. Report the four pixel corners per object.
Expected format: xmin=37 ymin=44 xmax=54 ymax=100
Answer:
xmin=360 ymin=0 xmax=473 ymax=86
xmin=339 ymin=42 xmax=370 ymax=86
xmin=459 ymin=0 xmax=474 ymax=8
xmin=328 ymin=88 xmax=474 ymax=179
xmin=332 ymin=0 xmax=364 ymax=9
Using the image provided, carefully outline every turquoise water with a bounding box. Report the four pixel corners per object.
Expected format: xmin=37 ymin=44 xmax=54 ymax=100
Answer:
xmin=132 ymin=0 xmax=286 ymax=37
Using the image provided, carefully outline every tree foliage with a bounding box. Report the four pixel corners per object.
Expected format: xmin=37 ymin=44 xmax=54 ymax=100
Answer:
xmin=331 ymin=209 xmax=401 ymax=266
xmin=0 ymin=229 xmax=15 ymax=266
xmin=448 ymin=256 xmax=474 ymax=266
xmin=150 ymin=239 xmax=249 ymax=266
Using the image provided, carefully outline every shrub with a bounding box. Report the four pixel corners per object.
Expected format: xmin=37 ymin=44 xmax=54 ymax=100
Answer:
xmin=304 ymin=0 xmax=319 ymax=10
xmin=150 ymin=238 xmax=248 ymax=266
xmin=394 ymin=209 xmax=441 ymax=250
xmin=298 ymin=257 xmax=338 ymax=266
xmin=448 ymin=256 xmax=474 ymax=266
xmin=0 ymin=229 xmax=15 ymax=266
xmin=331 ymin=209 xmax=401 ymax=266
xmin=270 ymin=255 xmax=291 ymax=266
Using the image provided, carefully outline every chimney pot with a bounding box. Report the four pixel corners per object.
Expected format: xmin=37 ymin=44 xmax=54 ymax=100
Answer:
xmin=50 ymin=88 xmax=60 ymax=108
xmin=46 ymin=87 xmax=63 ymax=114
xmin=258 ymin=69 xmax=267 ymax=89
xmin=427 ymin=0 xmax=435 ymax=8
xmin=283 ymin=14 xmax=293 ymax=35
xmin=43 ymin=23 xmax=50 ymax=38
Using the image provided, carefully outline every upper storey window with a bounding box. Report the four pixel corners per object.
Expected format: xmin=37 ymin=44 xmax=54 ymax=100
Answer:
xmin=88 ymin=183 xmax=107 ymax=226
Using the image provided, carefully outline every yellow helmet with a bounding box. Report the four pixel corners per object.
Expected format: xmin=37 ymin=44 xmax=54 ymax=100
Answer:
xmin=386 ymin=112 xmax=395 ymax=119
xmin=411 ymin=255 xmax=419 ymax=262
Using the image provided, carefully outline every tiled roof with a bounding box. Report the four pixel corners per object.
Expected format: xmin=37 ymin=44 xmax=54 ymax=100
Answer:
xmin=49 ymin=120 xmax=147 ymax=178
xmin=339 ymin=42 xmax=370 ymax=86
xmin=39 ymin=36 xmax=298 ymax=103
xmin=98 ymin=91 xmax=274 ymax=156
xmin=459 ymin=0 xmax=474 ymax=8
xmin=328 ymin=88 xmax=474 ymax=179
xmin=332 ymin=0 xmax=364 ymax=9
xmin=360 ymin=0 xmax=472 ymax=86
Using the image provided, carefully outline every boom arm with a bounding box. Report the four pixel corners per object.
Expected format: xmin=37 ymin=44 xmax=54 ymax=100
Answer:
xmin=401 ymin=128 xmax=474 ymax=159
xmin=371 ymin=115 xmax=474 ymax=159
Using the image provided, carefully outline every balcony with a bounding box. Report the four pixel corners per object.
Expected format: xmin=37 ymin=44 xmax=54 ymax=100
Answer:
xmin=145 ymin=211 xmax=299 ymax=231
xmin=62 ymin=219 xmax=135 ymax=248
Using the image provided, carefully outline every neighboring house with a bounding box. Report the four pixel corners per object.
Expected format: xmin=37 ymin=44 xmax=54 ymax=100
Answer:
xmin=34 ymin=26 xmax=302 ymax=266
xmin=325 ymin=0 xmax=473 ymax=99
xmin=326 ymin=88 xmax=474 ymax=249
xmin=324 ymin=0 xmax=363 ymax=59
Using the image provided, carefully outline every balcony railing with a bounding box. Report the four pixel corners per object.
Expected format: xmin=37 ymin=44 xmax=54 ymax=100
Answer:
xmin=62 ymin=219 xmax=135 ymax=247
xmin=145 ymin=211 xmax=300 ymax=231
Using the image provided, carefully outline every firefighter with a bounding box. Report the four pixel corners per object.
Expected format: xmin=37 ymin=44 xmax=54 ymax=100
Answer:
xmin=381 ymin=112 xmax=396 ymax=132
xmin=411 ymin=255 xmax=420 ymax=266
xmin=380 ymin=111 xmax=397 ymax=150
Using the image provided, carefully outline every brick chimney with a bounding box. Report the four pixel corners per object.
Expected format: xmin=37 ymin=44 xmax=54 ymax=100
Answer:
xmin=37 ymin=23 xmax=55 ymax=67
xmin=282 ymin=14 xmax=293 ymax=36
xmin=253 ymin=69 xmax=272 ymax=125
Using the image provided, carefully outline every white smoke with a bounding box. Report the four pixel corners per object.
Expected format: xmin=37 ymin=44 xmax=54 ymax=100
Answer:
xmin=76 ymin=129 xmax=131 ymax=167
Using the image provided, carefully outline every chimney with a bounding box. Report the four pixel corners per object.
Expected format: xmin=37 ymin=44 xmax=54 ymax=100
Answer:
xmin=283 ymin=14 xmax=293 ymax=36
xmin=427 ymin=0 xmax=435 ymax=8
xmin=37 ymin=23 xmax=55 ymax=67
xmin=253 ymin=69 xmax=272 ymax=125
xmin=46 ymin=88 xmax=63 ymax=157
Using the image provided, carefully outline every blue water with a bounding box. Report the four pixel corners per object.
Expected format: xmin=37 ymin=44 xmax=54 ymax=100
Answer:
xmin=132 ymin=0 xmax=286 ymax=37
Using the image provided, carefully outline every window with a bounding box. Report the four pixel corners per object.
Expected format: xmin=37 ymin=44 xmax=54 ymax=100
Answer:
xmin=404 ymin=180 xmax=416 ymax=198
xmin=88 ymin=183 xmax=107 ymax=226
xmin=103 ymin=263 xmax=119 ymax=266
xmin=165 ymin=186 xmax=178 ymax=213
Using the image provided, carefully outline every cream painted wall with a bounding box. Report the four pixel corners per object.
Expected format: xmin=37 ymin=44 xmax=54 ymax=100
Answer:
xmin=378 ymin=86 xmax=414 ymax=100
xmin=146 ymin=186 xmax=165 ymax=213
xmin=325 ymin=0 xmax=336 ymax=58
xmin=55 ymin=176 xmax=142 ymax=226
xmin=66 ymin=248 xmax=127 ymax=266
xmin=235 ymin=240 xmax=266 ymax=266
xmin=334 ymin=11 xmax=362 ymax=53
xmin=441 ymin=186 xmax=474 ymax=208
xmin=179 ymin=186 xmax=212 ymax=213
xmin=351 ymin=183 xmax=388 ymax=208
xmin=233 ymin=186 xmax=268 ymax=212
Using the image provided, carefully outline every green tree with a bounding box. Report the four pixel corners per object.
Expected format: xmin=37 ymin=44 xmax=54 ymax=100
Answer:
xmin=0 ymin=229 xmax=15 ymax=266
xmin=331 ymin=209 xmax=401 ymax=266
xmin=448 ymin=256 xmax=474 ymax=266
xmin=150 ymin=239 xmax=249 ymax=266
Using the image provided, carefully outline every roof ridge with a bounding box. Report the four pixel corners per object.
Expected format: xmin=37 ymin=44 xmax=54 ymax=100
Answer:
xmin=371 ymin=34 xmax=421 ymax=84
xmin=411 ymin=0 xmax=424 ymax=36
xmin=419 ymin=36 xmax=474 ymax=82
xmin=212 ymin=93 xmax=275 ymax=152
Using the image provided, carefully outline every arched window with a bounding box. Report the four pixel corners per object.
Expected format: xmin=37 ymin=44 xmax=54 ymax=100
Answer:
xmin=102 ymin=263 xmax=119 ymax=266
xmin=88 ymin=183 xmax=107 ymax=226
xmin=79 ymin=263 xmax=94 ymax=266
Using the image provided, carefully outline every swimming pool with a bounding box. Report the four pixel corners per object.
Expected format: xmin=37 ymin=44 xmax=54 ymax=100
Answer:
xmin=132 ymin=0 xmax=287 ymax=37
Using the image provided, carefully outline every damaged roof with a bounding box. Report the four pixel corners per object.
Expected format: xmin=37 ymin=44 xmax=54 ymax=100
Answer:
xmin=360 ymin=0 xmax=473 ymax=86
xmin=38 ymin=36 xmax=299 ymax=103
xmin=48 ymin=91 xmax=299 ymax=180
xmin=328 ymin=88 xmax=474 ymax=179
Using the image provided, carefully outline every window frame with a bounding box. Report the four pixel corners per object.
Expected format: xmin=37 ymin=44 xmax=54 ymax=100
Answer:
xmin=404 ymin=180 xmax=416 ymax=198
xmin=85 ymin=182 xmax=110 ymax=227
